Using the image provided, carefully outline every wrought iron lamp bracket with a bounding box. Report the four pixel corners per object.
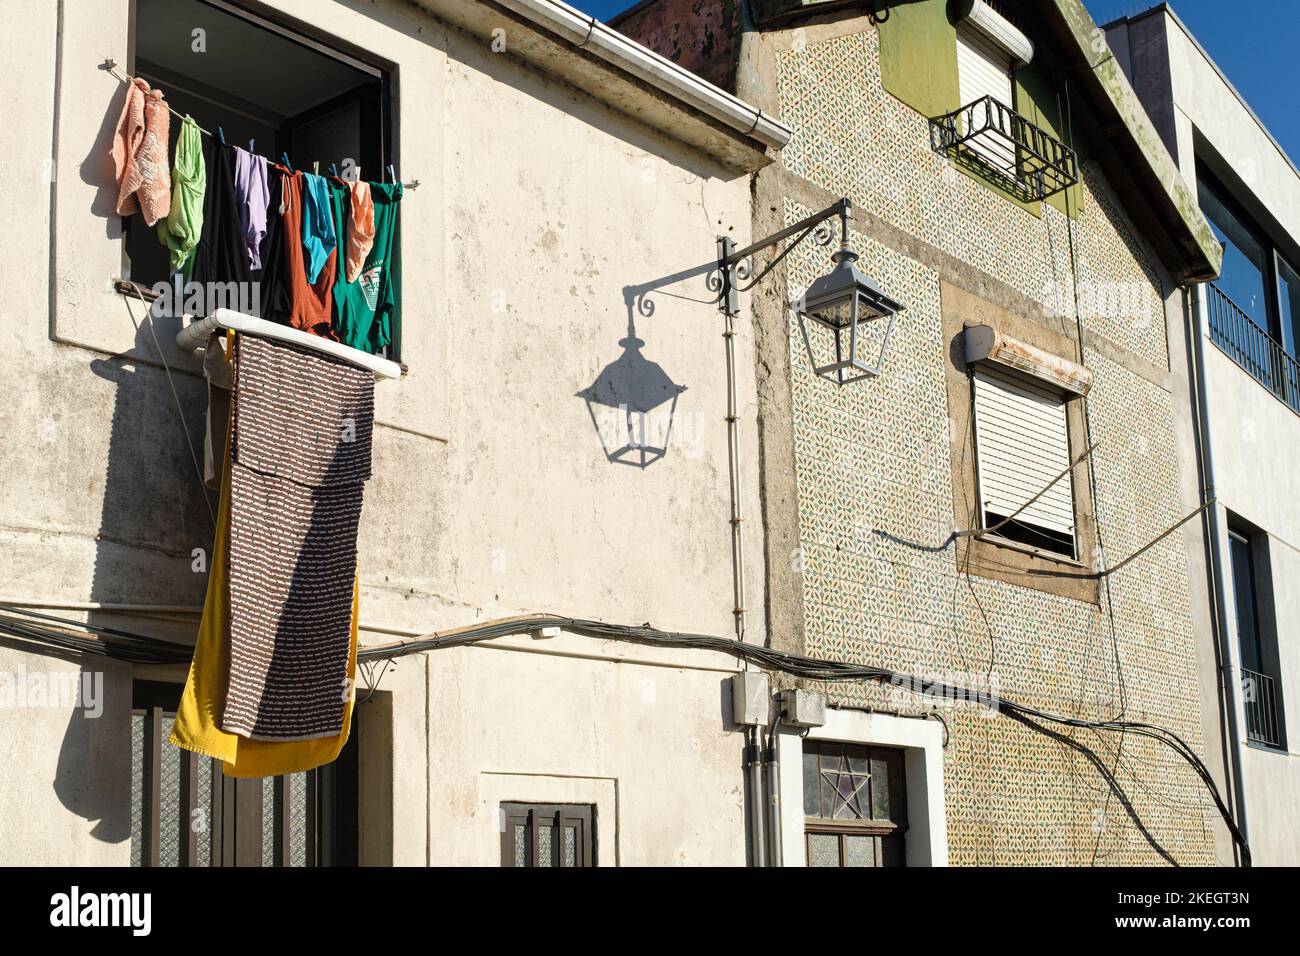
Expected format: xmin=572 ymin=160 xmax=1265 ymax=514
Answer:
xmin=713 ymin=198 xmax=853 ymax=316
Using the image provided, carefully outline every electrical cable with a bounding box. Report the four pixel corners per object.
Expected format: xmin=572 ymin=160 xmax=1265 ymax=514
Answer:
xmin=0 ymin=600 xmax=1249 ymax=864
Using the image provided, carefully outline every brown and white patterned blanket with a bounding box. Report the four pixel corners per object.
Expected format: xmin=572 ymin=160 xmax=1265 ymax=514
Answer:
xmin=220 ymin=335 xmax=373 ymax=741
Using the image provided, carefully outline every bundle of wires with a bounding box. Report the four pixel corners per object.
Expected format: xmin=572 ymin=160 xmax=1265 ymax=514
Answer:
xmin=0 ymin=603 xmax=1249 ymax=865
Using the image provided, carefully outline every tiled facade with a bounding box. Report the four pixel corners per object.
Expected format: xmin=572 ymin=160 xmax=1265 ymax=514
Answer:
xmin=775 ymin=24 xmax=1215 ymax=865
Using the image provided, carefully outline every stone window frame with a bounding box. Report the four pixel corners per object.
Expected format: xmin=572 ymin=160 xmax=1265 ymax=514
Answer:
xmin=941 ymin=280 xmax=1100 ymax=605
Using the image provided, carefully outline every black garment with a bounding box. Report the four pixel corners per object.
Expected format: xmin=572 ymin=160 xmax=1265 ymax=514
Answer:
xmin=253 ymin=169 xmax=292 ymax=324
xmin=189 ymin=142 xmax=251 ymax=316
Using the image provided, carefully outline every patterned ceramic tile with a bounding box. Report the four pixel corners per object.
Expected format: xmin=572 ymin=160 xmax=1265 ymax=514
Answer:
xmin=773 ymin=24 xmax=1214 ymax=865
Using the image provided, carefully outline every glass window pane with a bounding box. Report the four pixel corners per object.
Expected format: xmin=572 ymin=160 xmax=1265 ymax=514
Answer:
xmin=802 ymin=748 xmax=820 ymax=818
xmin=1229 ymin=533 xmax=1263 ymax=672
xmin=844 ymin=834 xmax=876 ymax=867
xmin=130 ymin=713 xmax=144 ymax=867
xmin=289 ymin=772 xmax=307 ymax=868
xmin=159 ymin=715 xmax=180 ymax=867
xmin=538 ymin=824 xmax=554 ymax=867
xmin=261 ymin=777 xmax=275 ymax=867
xmin=1198 ymin=173 xmax=1272 ymax=329
xmin=514 ymin=824 xmax=527 ymax=867
xmin=870 ymin=755 xmax=890 ymax=820
xmin=195 ymin=757 xmax=212 ymax=866
xmin=1278 ymin=256 xmax=1300 ymax=358
xmin=564 ymin=826 xmax=577 ymax=867
xmin=808 ymin=833 xmax=840 ymax=867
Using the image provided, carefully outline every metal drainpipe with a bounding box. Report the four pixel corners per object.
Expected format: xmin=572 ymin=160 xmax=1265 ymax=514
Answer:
xmin=1187 ymin=283 xmax=1251 ymax=862
xmin=764 ymin=703 xmax=784 ymax=867
xmin=745 ymin=726 xmax=766 ymax=866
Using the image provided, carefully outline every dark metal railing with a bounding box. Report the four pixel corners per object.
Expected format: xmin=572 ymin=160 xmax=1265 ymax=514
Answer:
xmin=929 ymin=95 xmax=1079 ymax=201
xmin=1206 ymin=283 xmax=1300 ymax=414
xmin=1241 ymin=667 xmax=1282 ymax=748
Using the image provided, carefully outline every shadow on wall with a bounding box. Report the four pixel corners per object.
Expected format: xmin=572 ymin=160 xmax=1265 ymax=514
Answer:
xmin=50 ymin=291 xmax=213 ymax=843
xmin=575 ymin=259 xmax=733 ymax=469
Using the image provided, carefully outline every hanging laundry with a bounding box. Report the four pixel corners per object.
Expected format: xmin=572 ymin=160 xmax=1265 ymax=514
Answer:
xmin=189 ymin=142 xmax=252 ymax=311
xmin=111 ymin=77 xmax=171 ymax=226
xmin=220 ymin=335 xmax=373 ymax=741
xmin=333 ymin=181 xmax=402 ymax=355
xmin=279 ymin=172 xmax=337 ymax=337
xmin=300 ymin=172 xmax=337 ymax=285
xmin=233 ymin=147 xmax=269 ymax=270
xmin=254 ymin=168 xmax=293 ymax=324
xmin=344 ymin=180 xmax=375 ymax=283
xmin=169 ymin=379 xmax=360 ymax=777
xmin=156 ymin=115 xmax=205 ymax=273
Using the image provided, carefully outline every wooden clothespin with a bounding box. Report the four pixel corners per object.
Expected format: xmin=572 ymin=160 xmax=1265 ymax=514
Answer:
xmin=313 ymin=161 xmax=320 ymax=175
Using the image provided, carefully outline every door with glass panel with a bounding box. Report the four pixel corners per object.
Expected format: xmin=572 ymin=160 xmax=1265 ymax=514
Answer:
xmin=803 ymin=740 xmax=908 ymax=867
xmin=130 ymin=681 xmax=357 ymax=866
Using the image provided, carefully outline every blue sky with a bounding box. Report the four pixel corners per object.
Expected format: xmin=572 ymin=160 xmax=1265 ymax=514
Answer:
xmin=575 ymin=0 xmax=1299 ymax=164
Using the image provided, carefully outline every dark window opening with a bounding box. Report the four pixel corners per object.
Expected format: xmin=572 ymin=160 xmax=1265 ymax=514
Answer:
xmin=123 ymin=0 xmax=392 ymax=297
xmin=130 ymin=680 xmax=357 ymax=866
xmin=983 ymin=511 xmax=1076 ymax=556
xmin=500 ymin=803 xmax=595 ymax=867
xmin=802 ymin=741 xmax=908 ymax=867
xmin=1227 ymin=527 xmax=1286 ymax=750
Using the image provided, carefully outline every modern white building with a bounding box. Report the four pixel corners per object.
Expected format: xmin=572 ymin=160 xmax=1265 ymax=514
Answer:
xmin=1109 ymin=4 xmax=1300 ymax=866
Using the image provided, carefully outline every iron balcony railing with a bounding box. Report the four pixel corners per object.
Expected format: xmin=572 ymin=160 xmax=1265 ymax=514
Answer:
xmin=1241 ymin=667 xmax=1283 ymax=749
xmin=1206 ymin=282 xmax=1300 ymax=414
xmin=929 ymin=95 xmax=1079 ymax=202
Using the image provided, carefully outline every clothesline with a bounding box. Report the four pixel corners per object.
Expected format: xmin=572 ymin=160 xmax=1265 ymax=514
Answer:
xmin=100 ymin=57 xmax=420 ymax=190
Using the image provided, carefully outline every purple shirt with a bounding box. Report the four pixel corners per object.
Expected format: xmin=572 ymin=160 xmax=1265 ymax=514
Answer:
xmin=233 ymin=147 xmax=270 ymax=271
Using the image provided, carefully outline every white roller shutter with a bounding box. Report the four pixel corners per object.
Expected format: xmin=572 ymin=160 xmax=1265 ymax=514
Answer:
xmin=957 ymin=22 xmax=1015 ymax=107
xmin=971 ymin=367 xmax=1076 ymax=543
xmin=956 ymin=23 xmax=1016 ymax=174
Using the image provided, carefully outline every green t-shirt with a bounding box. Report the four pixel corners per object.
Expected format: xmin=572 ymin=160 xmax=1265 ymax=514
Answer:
xmin=330 ymin=181 xmax=402 ymax=355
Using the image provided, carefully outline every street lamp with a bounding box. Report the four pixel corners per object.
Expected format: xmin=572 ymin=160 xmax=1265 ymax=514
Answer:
xmin=716 ymin=198 xmax=905 ymax=386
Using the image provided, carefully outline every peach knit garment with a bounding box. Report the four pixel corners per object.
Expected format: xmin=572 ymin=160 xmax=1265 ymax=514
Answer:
xmin=112 ymin=77 xmax=172 ymax=226
xmin=344 ymin=180 xmax=375 ymax=283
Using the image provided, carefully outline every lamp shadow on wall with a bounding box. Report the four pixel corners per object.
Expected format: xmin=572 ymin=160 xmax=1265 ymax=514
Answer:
xmin=576 ymin=260 xmax=724 ymax=469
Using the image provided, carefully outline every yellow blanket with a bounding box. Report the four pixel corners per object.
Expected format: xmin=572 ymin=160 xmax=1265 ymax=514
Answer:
xmin=170 ymin=336 xmax=359 ymax=778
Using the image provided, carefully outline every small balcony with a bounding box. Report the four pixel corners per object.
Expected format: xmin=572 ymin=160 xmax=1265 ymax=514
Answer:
xmin=1241 ymin=667 xmax=1283 ymax=749
xmin=929 ymin=95 xmax=1079 ymax=202
xmin=1206 ymin=283 xmax=1300 ymax=415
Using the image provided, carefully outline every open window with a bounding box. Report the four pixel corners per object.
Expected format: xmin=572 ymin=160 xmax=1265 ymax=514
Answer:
xmin=123 ymin=0 xmax=393 ymax=295
xmin=1227 ymin=522 xmax=1287 ymax=751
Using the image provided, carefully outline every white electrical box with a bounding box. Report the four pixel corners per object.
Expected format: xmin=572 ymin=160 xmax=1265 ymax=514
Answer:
xmin=782 ymin=689 xmax=826 ymax=728
xmin=730 ymin=671 xmax=770 ymax=726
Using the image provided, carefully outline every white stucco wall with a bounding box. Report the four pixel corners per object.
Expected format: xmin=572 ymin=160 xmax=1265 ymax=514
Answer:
xmin=0 ymin=0 xmax=767 ymax=864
